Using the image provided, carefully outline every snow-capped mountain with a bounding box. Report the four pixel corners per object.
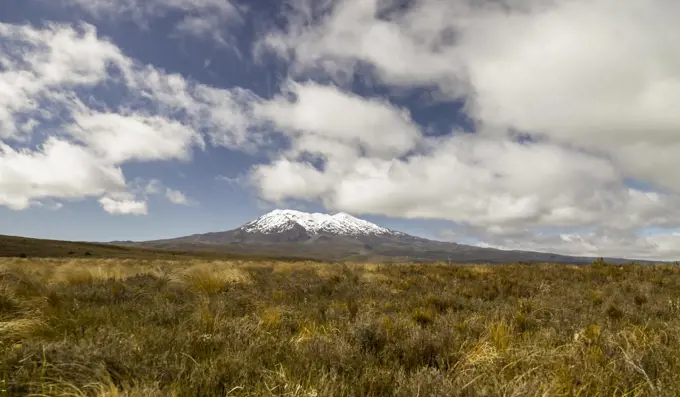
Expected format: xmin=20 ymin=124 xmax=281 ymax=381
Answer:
xmin=134 ymin=208 xmax=421 ymax=247
xmin=125 ymin=209 xmax=620 ymax=264
xmin=241 ymin=209 xmax=400 ymax=236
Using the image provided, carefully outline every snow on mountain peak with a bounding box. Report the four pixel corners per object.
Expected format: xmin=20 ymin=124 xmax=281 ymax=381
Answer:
xmin=242 ymin=209 xmax=397 ymax=236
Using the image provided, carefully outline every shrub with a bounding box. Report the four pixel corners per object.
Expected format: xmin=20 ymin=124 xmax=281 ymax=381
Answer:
xmin=592 ymin=257 xmax=607 ymax=267
xmin=411 ymin=307 xmax=436 ymax=327
xmin=606 ymin=304 xmax=625 ymax=320
xmin=634 ymin=294 xmax=648 ymax=306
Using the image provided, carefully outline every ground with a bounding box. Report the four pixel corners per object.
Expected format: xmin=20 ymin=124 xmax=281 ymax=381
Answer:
xmin=1 ymin=258 xmax=680 ymax=396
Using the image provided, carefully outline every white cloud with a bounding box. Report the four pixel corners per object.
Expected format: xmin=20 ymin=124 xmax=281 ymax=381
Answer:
xmin=57 ymin=0 xmax=242 ymax=45
xmin=216 ymin=174 xmax=244 ymax=186
xmin=99 ymin=195 xmax=148 ymax=215
xmin=34 ymin=201 xmax=64 ymax=211
xmin=0 ymin=22 xmax=129 ymax=139
xmin=127 ymin=178 xmax=195 ymax=206
xmin=448 ymin=0 xmax=680 ymax=197
xmin=188 ymin=85 xmax=264 ymax=150
xmin=258 ymin=0 xmax=466 ymax=92
xmin=252 ymin=159 xmax=333 ymax=203
xmin=257 ymin=82 xmax=421 ymax=159
xmin=68 ymin=112 xmax=202 ymax=163
xmin=0 ymin=138 xmax=125 ymax=210
xmin=447 ymin=227 xmax=680 ymax=262
xmin=253 ymin=133 xmax=680 ymax=230
xmin=165 ymin=188 xmax=192 ymax=206
xmin=143 ymin=179 xmax=163 ymax=195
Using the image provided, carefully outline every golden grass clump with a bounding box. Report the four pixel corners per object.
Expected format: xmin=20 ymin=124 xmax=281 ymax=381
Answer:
xmin=0 ymin=318 xmax=48 ymax=342
xmin=257 ymin=306 xmax=283 ymax=330
xmin=178 ymin=262 xmax=251 ymax=294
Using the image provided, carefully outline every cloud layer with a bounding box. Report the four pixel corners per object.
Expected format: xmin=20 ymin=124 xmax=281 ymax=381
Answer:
xmin=253 ymin=0 xmax=680 ymax=259
xmin=3 ymin=0 xmax=680 ymax=259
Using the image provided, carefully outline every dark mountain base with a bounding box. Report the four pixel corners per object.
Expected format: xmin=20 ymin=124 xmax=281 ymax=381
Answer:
xmin=122 ymin=238 xmax=650 ymax=264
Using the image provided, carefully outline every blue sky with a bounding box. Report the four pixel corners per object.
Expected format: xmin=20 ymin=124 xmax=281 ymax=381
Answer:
xmin=1 ymin=0 xmax=680 ymax=260
xmin=0 ymin=0 xmax=463 ymax=242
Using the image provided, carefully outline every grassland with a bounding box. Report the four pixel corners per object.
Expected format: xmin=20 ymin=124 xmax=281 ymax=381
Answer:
xmin=1 ymin=258 xmax=680 ymax=396
xmin=0 ymin=234 xmax=215 ymax=260
xmin=0 ymin=234 xmax=320 ymax=262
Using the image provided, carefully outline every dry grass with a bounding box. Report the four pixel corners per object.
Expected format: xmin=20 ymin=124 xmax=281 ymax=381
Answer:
xmin=1 ymin=258 xmax=680 ymax=396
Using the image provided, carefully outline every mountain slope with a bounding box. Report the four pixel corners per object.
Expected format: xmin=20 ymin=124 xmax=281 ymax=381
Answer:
xmin=118 ymin=209 xmax=650 ymax=264
xmin=0 ymin=234 xmax=228 ymax=260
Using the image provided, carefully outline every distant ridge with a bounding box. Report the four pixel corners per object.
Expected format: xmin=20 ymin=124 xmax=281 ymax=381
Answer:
xmin=114 ymin=209 xmax=655 ymax=264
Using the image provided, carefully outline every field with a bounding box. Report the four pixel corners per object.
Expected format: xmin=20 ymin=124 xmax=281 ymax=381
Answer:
xmin=1 ymin=258 xmax=680 ymax=396
xmin=0 ymin=235 xmax=318 ymax=263
xmin=0 ymin=234 xmax=221 ymax=260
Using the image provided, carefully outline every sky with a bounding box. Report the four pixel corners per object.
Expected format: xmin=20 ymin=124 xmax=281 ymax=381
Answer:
xmin=1 ymin=0 xmax=680 ymax=261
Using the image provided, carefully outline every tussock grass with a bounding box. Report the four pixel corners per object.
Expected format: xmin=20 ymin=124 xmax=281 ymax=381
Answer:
xmin=179 ymin=262 xmax=251 ymax=294
xmin=1 ymin=258 xmax=680 ymax=396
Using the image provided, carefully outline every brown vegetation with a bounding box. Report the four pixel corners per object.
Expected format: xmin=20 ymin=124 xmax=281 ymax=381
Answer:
xmin=1 ymin=258 xmax=680 ymax=396
xmin=0 ymin=234 xmax=320 ymax=262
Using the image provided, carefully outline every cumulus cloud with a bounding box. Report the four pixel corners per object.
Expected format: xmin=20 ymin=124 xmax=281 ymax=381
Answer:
xmin=257 ymin=82 xmax=421 ymax=159
xmin=165 ymin=188 xmax=192 ymax=206
xmin=99 ymin=195 xmax=148 ymax=215
xmin=0 ymin=139 xmax=125 ymax=210
xmin=257 ymin=0 xmax=465 ymax=91
xmin=143 ymin=179 xmax=163 ymax=195
xmin=68 ymin=112 xmax=202 ymax=163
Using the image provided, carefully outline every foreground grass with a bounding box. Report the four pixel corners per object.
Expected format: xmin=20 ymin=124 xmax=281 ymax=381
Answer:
xmin=1 ymin=258 xmax=680 ymax=396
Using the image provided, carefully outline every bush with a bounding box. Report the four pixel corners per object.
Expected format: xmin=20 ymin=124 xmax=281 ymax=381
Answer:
xmin=592 ymin=257 xmax=607 ymax=267
xmin=412 ymin=307 xmax=436 ymax=327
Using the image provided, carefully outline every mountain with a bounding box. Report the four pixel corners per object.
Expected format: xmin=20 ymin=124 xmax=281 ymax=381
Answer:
xmin=132 ymin=209 xmax=422 ymax=247
xmin=242 ymin=209 xmax=399 ymax=237
xmin=115 ymin=209 xmax=650 ymax=264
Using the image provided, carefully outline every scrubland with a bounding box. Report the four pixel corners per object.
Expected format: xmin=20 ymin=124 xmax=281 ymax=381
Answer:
xmin=1 ymin=258 xmax=680 ymax=396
